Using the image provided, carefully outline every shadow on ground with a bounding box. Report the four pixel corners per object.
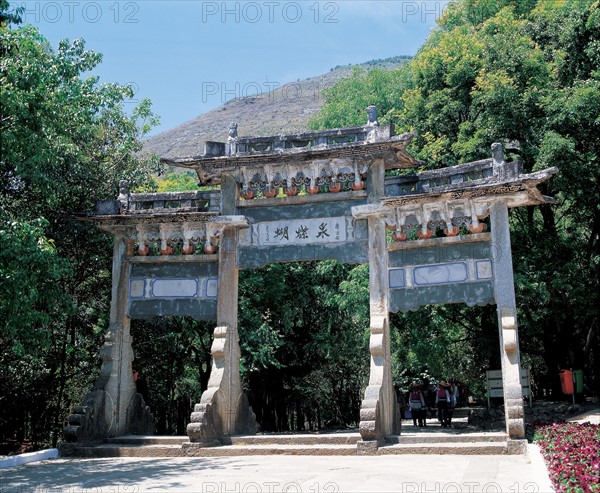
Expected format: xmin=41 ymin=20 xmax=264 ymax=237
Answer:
xmin=1 ymin=456 xmax=242 ymax=492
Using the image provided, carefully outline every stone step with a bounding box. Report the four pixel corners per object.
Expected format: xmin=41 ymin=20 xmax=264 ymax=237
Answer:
xmin=385 ymin=432 xmax=507 ymax=444
xmin=378 ymin=442 xmax=509 ymax=455
xmin=63 ymin=430 xmax=520 ymax=457
xmin=223 ymin=432 xmax=361 ymax=446
xmin=183 ymin=443 xmax=358 ymax=456
xmin=72 ymin=443 xmax=185 ymax=458
xmin=106 ymin=435 xmax=188 ymax=446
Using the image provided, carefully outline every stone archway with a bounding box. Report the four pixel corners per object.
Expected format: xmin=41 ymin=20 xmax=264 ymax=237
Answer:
xmin=64 ymin=110 xmax=556 ymax=454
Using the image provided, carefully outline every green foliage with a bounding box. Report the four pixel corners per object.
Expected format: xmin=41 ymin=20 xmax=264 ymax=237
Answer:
xmin=131 ymin=317 xmax=213 ymax=435
xmin=0 ymin=218 xmax=71 ymax=354
xmin=238 ymin=262 xmax=369 ymax=430
xmin=0 ymin=0 xmax=22 ymax=26
xmin=1 ymin=27 xmax=161 ymax=217
xmin=150 ymin=169 xmax=200 ymax=192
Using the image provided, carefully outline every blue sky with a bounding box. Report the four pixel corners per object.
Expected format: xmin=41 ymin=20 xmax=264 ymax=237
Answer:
xmin=18 ymin=1 xmax=448 ymax=135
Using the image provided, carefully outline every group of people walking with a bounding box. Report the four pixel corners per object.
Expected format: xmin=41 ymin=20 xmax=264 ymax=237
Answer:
xmin=401 ymin=380 xmax=461 ymax=428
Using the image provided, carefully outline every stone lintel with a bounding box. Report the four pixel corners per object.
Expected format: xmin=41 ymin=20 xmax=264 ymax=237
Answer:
xmin=387 ymin=233 xmax=491 ymax=252
xmin=81 ymin=213 xmax=248 ymax=234
xmin=211 ymin=215 xmax=249 ymax=228
xmin=238 ymin=190 xmax=367 ymax=208
xmin=128 ymin=255 xmax=218 ymax=264
xmin=351 ymin=203 xmax=392 ymax=220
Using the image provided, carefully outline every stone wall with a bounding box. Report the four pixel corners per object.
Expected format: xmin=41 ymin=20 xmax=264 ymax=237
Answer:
xmin=467 ymin=400 xmax=596 ymax=431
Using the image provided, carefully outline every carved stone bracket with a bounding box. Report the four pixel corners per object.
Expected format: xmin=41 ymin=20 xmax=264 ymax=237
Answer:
xmin=133 ymin=216 xmax=248 ymax=256
xmin=358 ymin=316 xmax=399 ymax=447
xmin=236 ymin=158 xmax=370 ymax=198
xmin=186 ymin=324 xmax=229 ymax=446
xmin=63 ymin=319 xmax=154 ymax=446
xmin=382 ymin=199 xmax=492 ymax=240
xmin=501 ymin=307 xmax=518 ymax=353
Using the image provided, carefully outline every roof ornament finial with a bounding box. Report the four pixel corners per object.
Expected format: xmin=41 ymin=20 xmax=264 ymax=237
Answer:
xmin=227 ymin=122 xmax=238 ymax=156
xmin=491 ymin=142 xmax=504 ymax=166
xmin=491 ymin=142 xmax=505 ymax=177
xmin=366 ymin=105 xmax=379 ymax=127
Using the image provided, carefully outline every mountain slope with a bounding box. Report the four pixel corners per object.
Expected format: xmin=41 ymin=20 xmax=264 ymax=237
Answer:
xmin=143 ymin=57 xmax=410 ymax=159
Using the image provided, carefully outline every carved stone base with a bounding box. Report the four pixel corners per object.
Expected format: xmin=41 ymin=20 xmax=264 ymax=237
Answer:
xmin=187 ymin=389 xmax=256 ymax=443
xmin=182 ymin=441 xmax=222 ymax=454
xmin=359 ymin=316 xmax=400 ymax=444
xmin=357 ymin=440 xmax=380 ymax=455
xmin=128 ymin=393 xmax=155 ymax=435
xmin=187 ymin=392 xmax=221 ymax=443
xmin=64 ymin=390 xmax=109 ymax=445
xmin=359 ymin=389 xmax=381 ymax=442
xmin=507 ymin=439 xmax=528 ymax=455
xmin=359 ymin=385 xmax=399 ymax=444
xmin=63 ymin=389 xmax=153 ymax=444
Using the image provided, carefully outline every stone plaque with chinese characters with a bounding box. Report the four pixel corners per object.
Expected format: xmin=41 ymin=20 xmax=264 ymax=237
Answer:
xmin=237 ymin=199 xmax=369 ymax=268
xmin=255 ymin=217 xmax=348 ymax=245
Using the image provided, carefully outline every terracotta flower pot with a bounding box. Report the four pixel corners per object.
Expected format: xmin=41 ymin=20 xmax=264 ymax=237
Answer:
xmin=393 ymin=232 xmax=407 ymax=242
xmin=160 ymin=246 xmax=173 ymax=256
xmin=469 ymin=223 xmax=485 ymax=234
xmin=307 ymin=186 xmax=320 ymax=195
xmin=285 ymin=186 xmax=298 ymax=196
xmin=263 ymin=188 xmax=276 ymax=198
xmin=417 ymin=230 xmax=433 ymax=240
xmin=329 ymin=183 xmax=342 ymax=193
xmin=241 ymin=189 xmax=254 ymax=200
xmin=203 ymin=243 xmax=217 ymax=254
xmin=445 ymin=226 xmax=459 ymax=237
xmin=181 ymin=245 xmax=194 ymax=255
xmin=352 ymin=181 xmax=365 ymax=191
xmin=137 ymin=245 xmax=150 ymax=256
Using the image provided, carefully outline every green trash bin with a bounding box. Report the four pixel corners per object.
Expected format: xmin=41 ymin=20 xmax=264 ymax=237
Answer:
xmin=573 ymin=370 xmax=584 ymax=393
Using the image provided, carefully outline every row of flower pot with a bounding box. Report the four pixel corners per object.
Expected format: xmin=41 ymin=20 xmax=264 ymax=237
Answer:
xmin=386 ymin=222 xmax=487 ymax=241
xmin=136 ymin=241 xmax=218 ymax=256
xmin=240 ymin=180 xmax=365 ymax=200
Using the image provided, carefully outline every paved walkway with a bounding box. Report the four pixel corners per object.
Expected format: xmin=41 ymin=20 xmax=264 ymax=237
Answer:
xmin=568 ymin=407 xmax=600 ymax=425
xmin=0 ymin=444 xmax=554 ymax=493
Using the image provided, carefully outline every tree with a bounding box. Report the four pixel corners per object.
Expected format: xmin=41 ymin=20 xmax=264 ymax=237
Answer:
xmin=309 ymin=66 xmax=411 ymax=130
xmin=0 ymin=3 xmax=160 ymax=448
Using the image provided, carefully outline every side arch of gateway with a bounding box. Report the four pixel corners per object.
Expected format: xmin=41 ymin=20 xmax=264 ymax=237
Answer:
xmin=61 ymin=110 xmax=557 ymax=454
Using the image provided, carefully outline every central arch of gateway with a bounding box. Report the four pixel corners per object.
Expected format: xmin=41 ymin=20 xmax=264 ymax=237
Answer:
xmin=62 ymin=110 xmax=556 ymax=455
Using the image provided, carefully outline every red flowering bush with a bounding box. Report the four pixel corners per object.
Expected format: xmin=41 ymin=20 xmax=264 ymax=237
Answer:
xmin=534 ymin=422 xmax=600 ymax=493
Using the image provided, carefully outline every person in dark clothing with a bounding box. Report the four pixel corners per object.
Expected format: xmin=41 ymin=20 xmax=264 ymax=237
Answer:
xmin=408 ymin=383 xmax=427 ymax=427
xmin=435 ymin=380 xmax=450 ymax=428
xmin=446 ymin=382 xmax=456 ymax=427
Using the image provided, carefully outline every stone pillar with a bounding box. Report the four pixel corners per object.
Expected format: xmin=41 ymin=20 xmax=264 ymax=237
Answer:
xmin=355 ymin=160 xmax=399 ymax=453
xmin=185 ymin=178 xmax=256 ymax=448
xmin=490 ymin=201 xmax=525 ymax=439
xmin=63 ymin=233 xmax=153 ymax=445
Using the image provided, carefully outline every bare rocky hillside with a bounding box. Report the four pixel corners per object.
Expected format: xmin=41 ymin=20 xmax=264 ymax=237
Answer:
xmin=143 ymin=57 xmax=409 ymax=160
